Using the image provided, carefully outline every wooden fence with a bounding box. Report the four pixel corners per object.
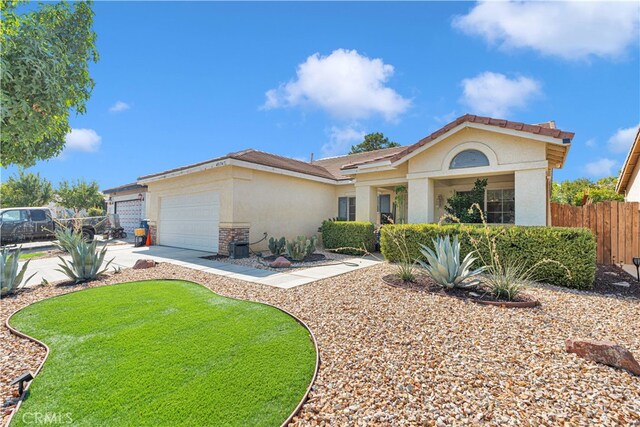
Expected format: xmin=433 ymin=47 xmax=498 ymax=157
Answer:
xmin=551 ymin=202 xmax=640 ymax=265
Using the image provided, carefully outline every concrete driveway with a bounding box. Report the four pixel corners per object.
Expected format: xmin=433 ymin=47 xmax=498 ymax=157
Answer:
xmin=23 ymin=245 xmax=213 ymax=287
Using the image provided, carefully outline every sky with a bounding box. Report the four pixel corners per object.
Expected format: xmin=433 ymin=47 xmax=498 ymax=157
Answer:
xmin=4 ymin=1 xmax=640 ymax=189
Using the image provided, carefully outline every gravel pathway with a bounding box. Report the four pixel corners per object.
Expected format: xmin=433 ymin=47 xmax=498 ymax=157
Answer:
xmin=2 ymin=263 xmax=639 ymax=426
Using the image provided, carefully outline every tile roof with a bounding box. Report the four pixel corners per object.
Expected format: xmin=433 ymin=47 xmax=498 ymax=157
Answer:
xmin=342 ymin=114 xmax=574 ymax=169
xmin=138 ymin=115 xmax=575 ymax=183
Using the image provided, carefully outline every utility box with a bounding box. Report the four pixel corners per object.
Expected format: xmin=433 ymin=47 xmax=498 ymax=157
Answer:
xmin=228 ymin=241 xmax=249 ymax=259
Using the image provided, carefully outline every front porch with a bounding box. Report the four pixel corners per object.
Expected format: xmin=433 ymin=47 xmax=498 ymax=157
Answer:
xmin=354 ymin=169 xmax=549 ymax=226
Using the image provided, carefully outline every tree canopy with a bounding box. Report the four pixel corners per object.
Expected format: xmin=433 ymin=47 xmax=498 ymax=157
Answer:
xmin=1 ymin=0 xmax=98 ymax=167
xmin=552 ymin=176 xmax=623 ymax=206
xmin=349 ymin=132 xmax=400 ymax=154
xmin=0 ymin=171 xmax=54 ymax=208
xmin=56 ymin=179 xmax=104 ymax=211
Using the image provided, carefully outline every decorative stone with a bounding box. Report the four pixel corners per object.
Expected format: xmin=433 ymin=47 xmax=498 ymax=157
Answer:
xmin=612 ymin=281 xmax=630 ymax=287
xmin=269 ymin=256 xmax=292 ymax=268
xmin=132 ymin=259 xmax=157 ymax=269
xmin=566 ymin=339 xmax=640 ymax=376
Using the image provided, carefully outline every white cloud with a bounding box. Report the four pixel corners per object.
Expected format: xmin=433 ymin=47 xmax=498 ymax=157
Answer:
xmin=65 ymin=128 xmax=101 ymax=152
xmin=109 ymin=101 xmax=130 ymax=113
xmin=585 ymin=158 xmax=616 ymax=177
xmin=608 ymin=124 xmax=639 ymax=154
xmin=585 ymin=138 xmax=596 ymax=148
xmin=263 ymin=49 xmax=410 ymax=121
xmin=453 ymin=1 xmax=640 ymax=60
xmin=321 ymin=126 xmax=365 ymax=157
xmin=460 ymin=72 xmax=541 ymax=117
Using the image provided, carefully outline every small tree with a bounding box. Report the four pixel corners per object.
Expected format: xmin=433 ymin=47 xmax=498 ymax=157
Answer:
xmin=349 ymin=132 xmax=399 ymax=154
xmin=444 ymin=178 xmax=487 ymax=223
xmin=0 ymin=171 xmax=54 ymax=208
xmin=56 ymin=179 xmax=104 ymax=211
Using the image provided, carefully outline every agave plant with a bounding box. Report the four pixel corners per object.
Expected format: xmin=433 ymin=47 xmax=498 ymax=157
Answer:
xmin=56 ymin=240 xmax=113 ymax=283
xmin=417 ymin=235 xmax=486 ymax=289
xmin=1 ymin=247 xmax=36 ymax=296
xmin=54 ymin=225 xmax=85 ymax=253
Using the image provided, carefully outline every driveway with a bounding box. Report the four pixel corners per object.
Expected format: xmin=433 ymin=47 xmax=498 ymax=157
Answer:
xmin=23 ymin=245 xmax=213 ymax=287
xmin=22 ymin=245 xmax=380 ymax=289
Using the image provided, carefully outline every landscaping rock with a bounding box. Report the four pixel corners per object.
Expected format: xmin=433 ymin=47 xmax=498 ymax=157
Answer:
xmin=132 ymin=259 xmax=157 ymax=269
xmin=566 ymin=339 xmax=640 ymax=376
xmin=269 ymin=256 xmax=292 ymax=268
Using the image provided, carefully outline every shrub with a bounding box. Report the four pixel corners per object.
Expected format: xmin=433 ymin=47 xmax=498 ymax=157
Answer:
xmin=381 ymin=224 xmax=596 ymax=289
xmin=87 ymin=206 xmax=105 ymax=217
xmin=268 ymin=237 xmax=286 ymax=256
xmin=383 ymin=226 xmax=416 ymax=282
xmin=56 ymin=240 xmax=113 ymax=283
xmin=320 ymin=220 xmax=375 ymax=255
xmin=285 ymin=235 xmax=317 ymax=261
xmin=1 ymin=247 xmax=36 ymax=296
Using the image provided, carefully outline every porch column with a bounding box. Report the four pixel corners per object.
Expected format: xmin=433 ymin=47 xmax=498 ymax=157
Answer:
xmin=515 ymin=169 xmax=547 ymax=226
xmin=408 ymin=178 xmax=435 ymax=223
xmin=355 ymin=185 xmax=378 ymax=223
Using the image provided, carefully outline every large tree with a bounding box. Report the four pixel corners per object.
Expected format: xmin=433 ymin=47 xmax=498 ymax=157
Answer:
xmin=0 ymin=171 xmax=54 ymax=208
xmin=56 ymin=179 xmax=104 ymax=211
xmin=349 ymin=132 xmax=400 ymax=154
xmin=552 ymin=176 xmax=623 ymax=205
xmin=1 ymin=0 xmax=98 ymax=167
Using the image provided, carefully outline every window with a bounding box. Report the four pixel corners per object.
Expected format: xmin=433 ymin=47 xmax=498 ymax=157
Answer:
xmin=486 ymin=189 xmax=515 ymax=224
xmin=0 ymin=210 xmax=26 ymax=222
xmin=450 ymin=149 xmax=490 ymax=169
xmin=30 ymin=209 xmax=48 ymax=222
xmin=378 ymin=194 xmax=391 ymax=214
xmin=338 ymin=197 xmax=356 ymax=221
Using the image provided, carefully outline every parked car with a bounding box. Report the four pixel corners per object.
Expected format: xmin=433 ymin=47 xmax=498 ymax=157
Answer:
xmin=0 ymin=207 xmax=108 ymax=245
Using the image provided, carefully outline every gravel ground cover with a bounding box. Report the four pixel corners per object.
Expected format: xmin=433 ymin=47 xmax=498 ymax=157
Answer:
xmin=3 ymin=262 xmax=640 ymax=426
xmin=201 ymin=249 xmax=359 ymax=271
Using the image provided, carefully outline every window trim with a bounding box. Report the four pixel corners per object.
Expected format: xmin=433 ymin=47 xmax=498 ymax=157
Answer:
xmin=449 ymin=149 xmax=490 ymax=169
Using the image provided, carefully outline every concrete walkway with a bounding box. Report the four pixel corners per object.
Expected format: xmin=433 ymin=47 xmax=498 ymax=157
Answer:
xmin=23 ymin=244 xmax=379 ymax=289
xmin=622 ymin=264 xmax=639 ymax=281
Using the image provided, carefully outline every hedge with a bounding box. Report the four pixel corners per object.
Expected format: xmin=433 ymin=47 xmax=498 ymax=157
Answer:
xmin=380 ymin=224 xmax=596 ymax=289
xmin=320 ymin=221 xmax=375 ymax=255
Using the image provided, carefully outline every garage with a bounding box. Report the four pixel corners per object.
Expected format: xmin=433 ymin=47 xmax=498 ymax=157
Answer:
xmin=158 ymin=192 xmax=220 ymax=252
xmin=114 ymin=199 xmax=143 ymax=234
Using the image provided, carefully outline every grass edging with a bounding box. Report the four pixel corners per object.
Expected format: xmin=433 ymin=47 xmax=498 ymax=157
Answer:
xmin=4 ymin=279 xmax=320 ymax=427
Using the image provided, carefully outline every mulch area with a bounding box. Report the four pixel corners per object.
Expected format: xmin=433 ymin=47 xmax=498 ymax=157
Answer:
xmin=590 ymin=264 xmax=640 ymax=299
xmin=2 ymin=263 xmax=640 ymax=426
xmin=381 ymin=273 xmax=539 ymax=305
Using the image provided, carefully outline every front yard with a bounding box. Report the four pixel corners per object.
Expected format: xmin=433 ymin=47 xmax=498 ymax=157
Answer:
xmin=3 ymin=263 xmax=639 ymax=425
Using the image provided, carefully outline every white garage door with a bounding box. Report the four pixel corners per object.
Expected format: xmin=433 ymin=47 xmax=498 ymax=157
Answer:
xmin=158 ymin=192 xmax=220 ymax=252
xmin=114 ymin=199 xmax=143 ymax=234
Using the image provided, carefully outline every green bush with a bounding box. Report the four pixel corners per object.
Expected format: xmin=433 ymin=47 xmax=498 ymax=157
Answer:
xmin=320 ymin=221 xmax=375 ymax=255
xmin=380 ymin=224 xmax=596 ymax=289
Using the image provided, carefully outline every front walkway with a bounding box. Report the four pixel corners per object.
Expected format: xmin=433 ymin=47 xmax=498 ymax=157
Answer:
xmin=24 ymin=244 xmax=379 ymax=289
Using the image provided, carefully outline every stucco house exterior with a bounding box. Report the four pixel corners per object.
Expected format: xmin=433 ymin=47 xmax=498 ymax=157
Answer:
xmin=102 ymin=183 xmax=148 ymax=233
xmin=136 ymin=115 xmax=573 ymax=254
xmin=616 ymin=127 xmax=640 ymax=202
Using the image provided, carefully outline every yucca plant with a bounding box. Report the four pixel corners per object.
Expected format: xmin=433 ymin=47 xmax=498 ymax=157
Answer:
xmin=417 ymin=235 xmax=486 ymax=289
xmin=1 ymin=247 xmax=36 ymax=296
xmin=381 ymin=226 xmax=416 ymax=282
xmin=56 ymin=240 xmax=113 ymax=283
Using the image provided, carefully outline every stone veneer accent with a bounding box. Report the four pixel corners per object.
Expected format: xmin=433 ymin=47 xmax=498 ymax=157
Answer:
xmin=149 ymin=224 xmax=157 ymax=245
xmin=218 ymin=226 xmax=250 ymax=256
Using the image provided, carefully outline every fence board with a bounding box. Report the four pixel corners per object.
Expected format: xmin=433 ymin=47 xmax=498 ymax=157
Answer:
xmin=551 ymin=201 xmax=640 ymax=265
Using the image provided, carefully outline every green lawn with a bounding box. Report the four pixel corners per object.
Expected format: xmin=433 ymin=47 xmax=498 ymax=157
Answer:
xmin=10 ymin=280 xmax=316 ymax=426
xmin=19 ymin=252 xmax=45 ymax=260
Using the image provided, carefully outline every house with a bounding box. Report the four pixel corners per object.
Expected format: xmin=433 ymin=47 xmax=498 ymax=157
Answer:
xmin=615 ymin=127 xmax=640 ymax=202
xmin=102 ymin=183 xmax=148 ymax=233
xmin=137 ymin=115 xmax=573 ymax=254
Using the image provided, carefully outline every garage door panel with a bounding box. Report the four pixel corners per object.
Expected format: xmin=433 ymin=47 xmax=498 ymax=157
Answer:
xmin=158 ymin=192 xmax=219 ymax=252
xmin=115 ymin=200 xmax=143 ymax=234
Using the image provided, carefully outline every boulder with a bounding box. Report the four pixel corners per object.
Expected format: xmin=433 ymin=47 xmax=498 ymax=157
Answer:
xmin=133 ymin=259 xmax=157 ymax=269
xmin=269 ymin=256 xmax=292 ymax=268
xmin=566 ymin=339 xmax=640 ymax=376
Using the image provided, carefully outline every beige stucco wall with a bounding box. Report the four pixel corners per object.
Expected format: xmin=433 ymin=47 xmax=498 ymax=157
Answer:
xmin=231 ymin=169 xmax=337 ymax=250
xmin=625 ymin=162 xmax=640 ymax=202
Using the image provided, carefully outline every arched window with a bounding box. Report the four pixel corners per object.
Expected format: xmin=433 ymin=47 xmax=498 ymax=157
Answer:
xmin=449 ymin=149 xmax=490 ymax=169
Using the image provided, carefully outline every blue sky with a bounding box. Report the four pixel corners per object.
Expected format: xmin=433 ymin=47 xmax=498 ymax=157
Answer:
xmin=4 ymin=1 xmax=639 ymax=189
